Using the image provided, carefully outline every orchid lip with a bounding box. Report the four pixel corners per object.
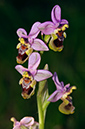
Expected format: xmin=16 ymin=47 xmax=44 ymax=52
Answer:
xmin=17 ymin=53 xmax=28 ymax=62
xmin=22 ymin=85 xmax=33 ymax=95
xmin=22 ymin=78 xmax=32 ymax=89
xmin=16 ymin=44 xmax=31 ymax=64
xmin=20 ymin=76 xmax=36 ymax=99
xmin=53 ymin=38 xmax=64 ymax=48
xmin=64 ymin=103 xmax=73 ymax=110
xmin=20 ymin=71 xmax=36 ymax=99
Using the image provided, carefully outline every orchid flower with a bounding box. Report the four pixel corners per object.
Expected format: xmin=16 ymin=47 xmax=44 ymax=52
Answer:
xmin=38 ymin=5 xmax=69 ymax=52
xmin=48 ymin=72 xmax=76 ymax=114
xmin=11 ymin=116 xmax=39 ymax=129
xmin=16 ymin=22 xmax=49 ymax=64
xmin=15 ymin=52 xmax=52 ymax=99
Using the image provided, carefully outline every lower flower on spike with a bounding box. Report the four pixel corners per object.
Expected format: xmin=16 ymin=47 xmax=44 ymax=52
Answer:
xmin=11 ymin=116 xmax=39 ymax=129
xmin=48 ymin=72 xmax=76 ymax=114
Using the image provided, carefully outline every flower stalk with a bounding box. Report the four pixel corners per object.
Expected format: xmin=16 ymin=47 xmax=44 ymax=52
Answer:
xmin=37 ymin=93 xmax=44 ymax=129
xmin=37 ymin=64 xmax=50 ymax=129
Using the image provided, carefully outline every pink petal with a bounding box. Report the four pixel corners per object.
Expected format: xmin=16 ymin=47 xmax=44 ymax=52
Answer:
xmin=64 ymin=83 xmax=70 ymax=89
xmin=28 ymin=52 xmax=41 ymax=71
xmin=52 ymin=72 xmax=62 ymax=89
xmin=20 ymin=117 xmax=34 ymax=127
xmin=48 ymin=90 xmax=63 ymax=102
xmin=17 ymin=28 xmax=27 ymax=38
xmin=34 ymin=70 xmax=52 ymax=81
xmin=15 ymin=65 xmax=28 ymax=75
xmin=32 ymin=38 xmax=49 ymax=51
xmin=38 ymin=21 xmax=55 ymax=35
xmin=28 ymin=22 xmax=41 ymax=38
xmin=60 ymin=19 xmax=68 ymax=25
xmin=51 ymin=5 xmax=61 ymax=23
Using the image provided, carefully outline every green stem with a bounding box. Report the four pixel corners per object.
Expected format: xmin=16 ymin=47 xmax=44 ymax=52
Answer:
xmin=37 ymin=64 xmax=50 ymax=129
xmin=42 ymin=98 xmax=50 ymax=120
xmin=42 ymin=99 xmax=50 ymax=111
xmin=37 ymin=95 xmax=44 ymax=129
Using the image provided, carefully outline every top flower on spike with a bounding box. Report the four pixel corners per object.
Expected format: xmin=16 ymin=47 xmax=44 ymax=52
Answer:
xmin=16 ymin=22 xmax=49 ymax=64
xmin=39 ymin=5 xmax=69 ymax=52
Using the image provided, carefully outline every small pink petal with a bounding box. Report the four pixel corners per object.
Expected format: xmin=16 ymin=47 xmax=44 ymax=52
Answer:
xmin=51 ymin=5 xmax=61 ymax=23
xmin=15 ymin=65 xmax=28 ymax=75
xmin=60 ymin=19 xmax=68 ymax=25
xmin=20 ymin=117 xmax=34 ymax=127
xmin=28 ymin=52 xmax=41 ymax=71
xmin=32 ymin=38 xmax=49 ymax=51
xmin=64 ymin=83 xmax=70 ymax=89
xmin=48 ymin=90 xmax=64 ymax=102
xmin=52 ymin=72 xmax=63 ymax=90
xmin=34 ymin=70 xmax=52 ymax=81
xmin=38 ymin=21 xmax=55 ymax=35
xmin=52 ymin=72 xmax=60 ymax=85
xmin=17 ymin=28 xmax=27 ymax=38
xmin=28 ymin=22 xmax=41 ymax=38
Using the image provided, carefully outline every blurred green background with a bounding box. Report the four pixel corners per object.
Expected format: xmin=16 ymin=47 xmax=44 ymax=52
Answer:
xmin=0 ymin=0 xmax=85 ymax=129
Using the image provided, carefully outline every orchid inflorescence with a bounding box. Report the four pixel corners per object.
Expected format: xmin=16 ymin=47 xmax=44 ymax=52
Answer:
xmin=11 ymin=5 xmax=76 ymax=129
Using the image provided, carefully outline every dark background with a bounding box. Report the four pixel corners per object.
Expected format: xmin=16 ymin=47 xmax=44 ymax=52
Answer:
xmin=0 ymin=0 xmax=85 ymax=129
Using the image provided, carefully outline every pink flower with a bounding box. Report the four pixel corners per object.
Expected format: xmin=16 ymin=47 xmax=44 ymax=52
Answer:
xmin=15 ymin=52 xmax=52 ymax=99
xmin=48 ymin=72 xmax=76 ymax=114
xmin=16 ymin=22 xmax=49 ymax=64
xmin=39 ymin=5 xmax=69 ymax=52
xmin=11 ymin=116 xmax=39 ymax=129
xmin=38 ymin=5 xmax=68 ymax=35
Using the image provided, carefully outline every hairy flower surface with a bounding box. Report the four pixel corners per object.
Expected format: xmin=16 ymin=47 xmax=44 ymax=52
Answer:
xmin=11 ymin=116 xmax=39 ymax=129
xmin=16 ymin=22 xmax=49 ymax=64
xmin=39 ymin=5 xmax=69 ymax=52
xmin=48 ymin=72 xmax=76 ymax=114
xmin=59 ymin=96 xmax=75 ymax=115
xmin=15 ymin=52 xmax=52 ymax=99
